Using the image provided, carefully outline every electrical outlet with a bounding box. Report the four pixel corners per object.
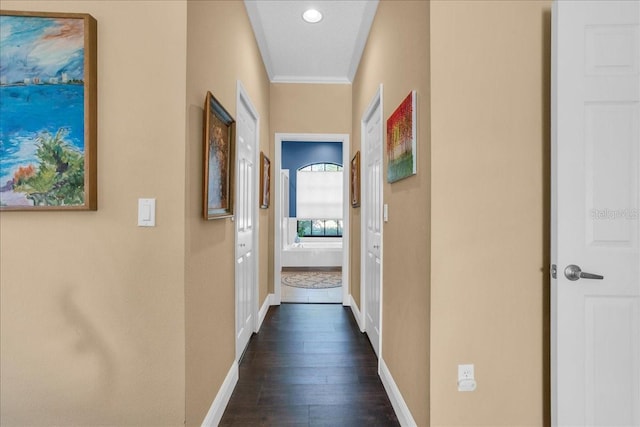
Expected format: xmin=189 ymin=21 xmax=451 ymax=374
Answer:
xmin=458 ymin=364 xmax=474 ymax=380
xmin=457 ymin=364 xmax=477 ymax=392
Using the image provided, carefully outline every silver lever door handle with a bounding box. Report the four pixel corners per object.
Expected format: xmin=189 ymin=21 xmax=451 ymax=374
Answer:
xmin=564 ymin=264 xmax=604 ymax=281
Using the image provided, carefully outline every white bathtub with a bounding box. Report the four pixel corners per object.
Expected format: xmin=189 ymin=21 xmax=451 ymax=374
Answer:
xmin=282 ymin=240 xmax=343 ymax=267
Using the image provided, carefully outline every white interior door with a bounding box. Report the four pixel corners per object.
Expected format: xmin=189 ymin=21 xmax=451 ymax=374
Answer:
xmin=235 ymin=83 xmax=259 ymax=362
xmin=552 ymin=1 xmax=640 ymax=426
xmin=362 ymin=86 xmax=383 ymax=357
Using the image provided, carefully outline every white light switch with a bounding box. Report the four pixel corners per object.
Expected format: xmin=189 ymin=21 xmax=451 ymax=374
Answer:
xmin=141 ymin=204 xmax=151 ymax=221
xmin=138 ymin=198 xmax=156 ymax=227
xmin=383 ymin=204 xmax=389 ymax=222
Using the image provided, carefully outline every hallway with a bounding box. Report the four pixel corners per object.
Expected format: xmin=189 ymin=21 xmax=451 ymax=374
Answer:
xmin=220 ymin=304 xmax=399 ymax=426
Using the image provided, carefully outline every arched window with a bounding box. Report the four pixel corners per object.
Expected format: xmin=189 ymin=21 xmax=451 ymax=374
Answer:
xmin=298 ymin=162 xmax=343 ymax=172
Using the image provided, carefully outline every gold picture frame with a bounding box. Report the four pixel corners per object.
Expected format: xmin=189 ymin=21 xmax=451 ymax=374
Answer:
xmin=203 ymin=91 xmax=235 ymax=220
xmin=260 ymin=152 xmax=270 ymax=209
xmin=351 ymin=151 xmax=361 ymax=208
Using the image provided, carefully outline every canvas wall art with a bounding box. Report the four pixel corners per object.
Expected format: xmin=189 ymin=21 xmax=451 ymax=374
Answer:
xmin=0 ymin=11 xmax=97 ymax=210
xmin=386 ymin=90 xmax=417 ymax=183
xmin=203 ymin=91 xmax=235 ymax=220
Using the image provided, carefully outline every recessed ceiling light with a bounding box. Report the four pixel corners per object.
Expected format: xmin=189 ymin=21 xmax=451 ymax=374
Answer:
xmin=302 ymin=8 xmax=323 ymax=24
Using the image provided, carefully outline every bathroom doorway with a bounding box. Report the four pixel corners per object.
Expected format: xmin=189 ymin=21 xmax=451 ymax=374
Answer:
xmin=274 ymin=133 xmax=350 ymax=305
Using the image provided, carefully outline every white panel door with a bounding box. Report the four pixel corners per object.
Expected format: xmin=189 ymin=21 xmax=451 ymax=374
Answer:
xmin=363 ymin=87 xmax=383 ymax=357
xmin=235 ymin=88 xmax=258 ymax=362
xmin=552 ymin=1 xmax=640 ymax=426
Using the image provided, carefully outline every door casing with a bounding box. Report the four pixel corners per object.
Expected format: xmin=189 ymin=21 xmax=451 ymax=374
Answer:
xmin=274 ymin=133 xmax=351 ymax=306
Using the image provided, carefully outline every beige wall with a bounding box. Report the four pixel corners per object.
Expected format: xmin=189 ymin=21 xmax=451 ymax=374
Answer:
xmin=270 ymin=83 xmax=352 ymax=135
xmin=430 ymin=1 xmax=551 ymax=426
xmin=269 ymin=83 xmax=352 ymax=295
xmin=0 ymin=1 xmax=271 ymax=425
xmin=0 ymin=1 xmax=188 ymax=425
xmin=185 ymin=1 xmax=270 ymax=425
xmin=352 ymin=1 xmax=549 ymax=426
xmin=351 ymin=1 xmax=431 ymax=424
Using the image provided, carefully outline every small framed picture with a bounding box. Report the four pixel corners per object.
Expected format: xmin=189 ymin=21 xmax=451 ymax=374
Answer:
xmin=351 ymin=151 xmax=360 ymax=208
xmin=203 ymin=91 xmax=235 ymax=220
xmin=260 ymin=152 xmax=270 ymax=209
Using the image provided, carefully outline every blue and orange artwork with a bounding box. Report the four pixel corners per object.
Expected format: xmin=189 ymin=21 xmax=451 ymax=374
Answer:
xmin=386 ymin=91 xmax=417 ymax=183
xmin=0 ymin=14 xmax=86 ymax=207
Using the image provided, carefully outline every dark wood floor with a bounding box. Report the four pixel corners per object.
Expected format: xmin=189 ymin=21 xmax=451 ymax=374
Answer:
xmin=220 ymin=303 xmax=400 ymax=426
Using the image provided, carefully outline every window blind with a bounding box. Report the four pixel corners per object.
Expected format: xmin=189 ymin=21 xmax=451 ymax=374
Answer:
xmin=296 ymin=171 xmax=343 ymax=219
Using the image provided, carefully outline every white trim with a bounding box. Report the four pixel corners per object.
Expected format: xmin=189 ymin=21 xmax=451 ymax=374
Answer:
xmin=346 ymin=0 xmax=379 ymax=82
xmin=243 ymin=1 xmax=274 ymax=80
xmin=360 ymin=84 xmax=384 ymax=359
xmin=274 ymin=133 xmax=351 ymax=306
xmin=379 ymin=358 xmax=417 ymax=427
xmin=550 ymin=2 xmax=559 ymax=424
xmin=257 ymin=293 xmax=274 ymax=332
xmin=271 ymin=75 xmax=352 ymax=85
xmin=235 ymin=80 xmax=260 ymax=362
xmin=201 ymin=361 xmax=239 ymax=427
xmin=349 ymin=294 xmax=365 ymax=332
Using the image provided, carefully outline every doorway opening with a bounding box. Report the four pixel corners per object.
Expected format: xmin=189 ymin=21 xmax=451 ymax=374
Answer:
xmin=274 ymin=134 xmax=350 ymax=305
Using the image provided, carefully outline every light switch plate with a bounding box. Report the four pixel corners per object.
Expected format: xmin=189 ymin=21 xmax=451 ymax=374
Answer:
xmin=138 ymin=198 xmax=156 ymax=227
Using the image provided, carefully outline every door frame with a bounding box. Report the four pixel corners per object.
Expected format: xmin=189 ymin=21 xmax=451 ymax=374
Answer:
xmin=235 ymin=80 xmax=260 ymax=362
xmin=360 ymin=84 xmax=384 ymax=358
xmin=274 ymin=133 xmax=351 ymax=306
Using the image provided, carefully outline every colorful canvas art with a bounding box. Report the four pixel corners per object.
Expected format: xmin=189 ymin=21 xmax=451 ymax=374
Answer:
xmin=0 ymin=11 xmax=97 ymax=210
xmin=386 ymin=90 xmax=417 ymax=183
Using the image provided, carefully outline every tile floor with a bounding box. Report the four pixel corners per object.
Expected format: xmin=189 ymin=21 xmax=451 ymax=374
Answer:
xmin=281 ymin=283 xmax=343 ymax=303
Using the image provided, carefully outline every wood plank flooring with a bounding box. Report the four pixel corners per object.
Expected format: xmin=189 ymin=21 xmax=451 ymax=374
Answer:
xmin=219 ymin=303 xmax=400 ymax=426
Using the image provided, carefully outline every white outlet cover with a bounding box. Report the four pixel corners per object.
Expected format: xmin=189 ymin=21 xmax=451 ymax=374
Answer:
xmin=458 ymin=364 xmax=476 ymax=392
xmin=458 ymin=378 xmax=477 ymax=392
xmin=458 ymin=364 xmax=474 ymax=380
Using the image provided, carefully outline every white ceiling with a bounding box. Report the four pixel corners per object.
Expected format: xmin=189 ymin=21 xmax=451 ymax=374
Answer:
xmin=244 ymin=0 xmax=379 ymax=84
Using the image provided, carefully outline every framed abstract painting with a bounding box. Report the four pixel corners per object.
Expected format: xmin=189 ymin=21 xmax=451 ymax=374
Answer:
xmin=0 ymin=11 xmax=98 ymax=211
xmin=203 ymin=91 xmax=235 ymax=220
xmin=386 ymin=90 xmax=417 ymax=183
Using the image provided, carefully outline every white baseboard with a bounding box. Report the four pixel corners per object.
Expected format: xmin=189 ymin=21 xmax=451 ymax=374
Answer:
xmin=201 ymin=360 xmax=239 ymax=427
xmin=349 ymin=294 xmax=364 ymax=332
xmin=256 ymin=293 xmax=273 ymax=332
xmin=379 ymin=358 xmax=417 ymax=427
